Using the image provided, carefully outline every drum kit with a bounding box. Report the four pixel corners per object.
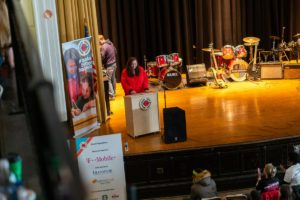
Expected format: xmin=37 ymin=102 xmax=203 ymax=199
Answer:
xmin=146 ymin=53 xmax=183 ymax=89
xmin=203 ymin=28 xmax=300 ymax=84
xmin=260 ymin=27 xmax=300 ymax=63
xmin=203 ymin=37 xmax=260 ymax=83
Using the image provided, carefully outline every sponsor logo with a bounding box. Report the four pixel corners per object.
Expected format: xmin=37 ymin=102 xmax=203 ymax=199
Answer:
xmin=78 ymin=39 xmax=91 ymax=57
xmin=112 ymin=194 xmax=120 ymax=198
xmin=91 ymin=178 xmax=114 ymax=184
xmin=139 ymin=97 xmax=152 ymax=111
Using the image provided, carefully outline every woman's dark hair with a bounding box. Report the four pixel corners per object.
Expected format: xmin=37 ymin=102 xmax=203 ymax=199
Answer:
xmin=63 ymin=48 xmax=81 ymax=72
xmin=126 ymin=57 xmax=140 ymax=77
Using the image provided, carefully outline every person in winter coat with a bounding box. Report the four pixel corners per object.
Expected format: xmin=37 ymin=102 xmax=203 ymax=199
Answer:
xmin=190 ymin=168 xmax=218 ymax=200
xmin=121 ymin=57 xmax=149 ymax=95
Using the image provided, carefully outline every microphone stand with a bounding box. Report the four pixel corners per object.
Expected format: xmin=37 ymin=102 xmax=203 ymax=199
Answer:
xmin=164 ymin=88 xmax=167 ymax=109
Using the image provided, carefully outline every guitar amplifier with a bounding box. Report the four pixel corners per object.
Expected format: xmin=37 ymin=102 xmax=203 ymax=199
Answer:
xmin=283 ymin=64 xmax=300 ymax=79
xmin=260 ymin=62 xmax=283 ymax=79
xmin=186 ymin=64 xmax=207 ymax=85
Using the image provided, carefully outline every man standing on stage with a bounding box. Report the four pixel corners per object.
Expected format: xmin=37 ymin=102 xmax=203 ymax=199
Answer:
xmin=99 ymin=35 xmax=117 ymax=100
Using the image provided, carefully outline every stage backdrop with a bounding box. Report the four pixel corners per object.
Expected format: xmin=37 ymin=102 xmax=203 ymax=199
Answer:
xmin=62 ymin=37 xmax=99 ymax=137
xmin=96 ymin=0 xmax=300 ymax=76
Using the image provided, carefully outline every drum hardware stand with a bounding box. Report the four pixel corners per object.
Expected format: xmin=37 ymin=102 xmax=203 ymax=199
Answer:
xmin=245 ymin=42 xmax=260 ymax=80
xmin=144 ymin=55 xmax=147 ymax=70
xmin=279 ymin=27 xmax=289 ymax=62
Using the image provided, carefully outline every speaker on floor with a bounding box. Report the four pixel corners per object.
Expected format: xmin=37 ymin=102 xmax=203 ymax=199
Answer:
xmin=186 ymin=64 xmax=207 ymax=86
xmin=163 ymin=107 xmax=187 ymax=144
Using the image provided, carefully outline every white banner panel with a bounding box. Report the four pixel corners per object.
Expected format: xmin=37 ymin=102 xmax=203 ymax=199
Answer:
xmin=76 ymin=134 xmax=126 ymax=200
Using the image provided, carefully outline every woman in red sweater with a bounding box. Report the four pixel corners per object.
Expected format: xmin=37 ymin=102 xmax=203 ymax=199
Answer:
xmin=121 ymin=57 xmax=149 ymax=95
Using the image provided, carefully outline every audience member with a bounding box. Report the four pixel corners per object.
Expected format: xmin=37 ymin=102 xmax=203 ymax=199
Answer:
xmin=281 ymin=151 xmax=300 ymax=200
xmin=282 ymin=152 xmax=300 ymax=185
xmin=121 ymin=57 xmax=149 ymax=95
xmin=190 ymin=168 xmax=217 ymax=200
xmin=99 ymin=35 xmax=117 ymax=100
xmin=256 ymin=163 xmax=280 ymax=200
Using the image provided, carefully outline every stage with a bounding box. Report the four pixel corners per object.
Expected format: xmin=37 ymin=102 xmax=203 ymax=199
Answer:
xmin=97 ymin=78 xmax=300 ymax=156
xmin=94 ymin=77 xmax=300 ymax=198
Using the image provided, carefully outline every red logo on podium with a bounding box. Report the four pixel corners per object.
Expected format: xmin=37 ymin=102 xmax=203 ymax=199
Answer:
xmin=139 ymin=97 xmax=152 ymax=111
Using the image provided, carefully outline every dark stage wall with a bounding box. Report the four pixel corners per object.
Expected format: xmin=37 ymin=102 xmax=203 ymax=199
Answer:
xmin=96 ymin=0 xmax=300 ymax=78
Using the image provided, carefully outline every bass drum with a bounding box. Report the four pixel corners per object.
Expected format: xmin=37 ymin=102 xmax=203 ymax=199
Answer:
xmin=228 ymin=59 xmax=249 ymax=81
xmin=159 ymin=68 xmax=182 ymax=89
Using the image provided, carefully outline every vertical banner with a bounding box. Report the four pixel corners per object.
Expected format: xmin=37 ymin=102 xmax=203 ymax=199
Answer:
xmin=76 ymin=134 xmax=127 ymax=200
xmin=62 ymin=37 xmax=99 ymax=137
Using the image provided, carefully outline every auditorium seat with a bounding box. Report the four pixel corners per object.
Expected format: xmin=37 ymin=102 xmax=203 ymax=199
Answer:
xmin=260 ymin=190 xmax=279 ymax=200
xmin=202 ymin=197 xmax=222 ymax=200
xmin=225 ymin=194 xmax=248 ymax=200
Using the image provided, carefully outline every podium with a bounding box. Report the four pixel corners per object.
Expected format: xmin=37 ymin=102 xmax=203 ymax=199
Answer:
xmin=124 ymin=92 xmax=160 ymax=137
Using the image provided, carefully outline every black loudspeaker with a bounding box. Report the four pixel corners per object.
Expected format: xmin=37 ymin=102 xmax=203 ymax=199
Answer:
xmin=163 ymin=107 xmax=187 ymax=143
xmin=186 ymin=64 xmax=207 ymax=86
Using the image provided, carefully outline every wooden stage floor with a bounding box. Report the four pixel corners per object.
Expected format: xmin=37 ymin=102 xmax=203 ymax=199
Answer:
xmin=96 ymin=79 xmax=300 ymax=156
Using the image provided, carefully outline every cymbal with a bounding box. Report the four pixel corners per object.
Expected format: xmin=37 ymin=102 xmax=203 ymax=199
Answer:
xmin=293 ymin=33 xmax=300 ymax=38
xmin=244 ymin=42 xmax=259 ymax=46
xmin=269 ymin=35 xmax=280 ymax=40
xmin=214 ymin=52 xmax=223 ymax=56
xmin=243 ymin=36 xmax=260 ymax=43
xmin=201 ymin=48 xmax=220 ymax=52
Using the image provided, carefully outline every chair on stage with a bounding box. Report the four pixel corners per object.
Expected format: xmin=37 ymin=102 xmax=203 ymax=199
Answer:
xmin=260 ymin=190 xmax=280 ymax=200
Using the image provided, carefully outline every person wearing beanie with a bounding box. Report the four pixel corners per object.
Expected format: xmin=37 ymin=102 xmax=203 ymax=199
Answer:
xmin=256 ymin=163 xmax=280 ymax=193
xmin=190 ymin=168 xmax=217 ymax=200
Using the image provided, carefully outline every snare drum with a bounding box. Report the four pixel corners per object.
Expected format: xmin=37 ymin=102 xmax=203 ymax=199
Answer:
xmin=222 ymin=45 xmax=235 ymax=60
xmin=159 ymin=68 xmax=182 ymax=89
xmin=146 ymin=61 xmax=159 ymax=77
xmin=228 ymin=58 xmax=249 ymax=81
xmin=156 ymin=55 xmax=169 ymax=68
xmin=235 ymin=45 xmax=247 ymax=58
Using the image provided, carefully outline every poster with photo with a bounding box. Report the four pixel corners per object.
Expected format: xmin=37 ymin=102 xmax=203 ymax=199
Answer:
xmin=62 ymin=37 xmax=98 ymax=137
xmin=76 ymin=134 xmax=127 ymax=200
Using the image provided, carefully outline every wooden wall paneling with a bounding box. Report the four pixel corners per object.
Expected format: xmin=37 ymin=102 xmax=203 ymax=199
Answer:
xmin=265 ymin=144 xmax=286 ymax=166
xmin=171 ymin=155 xmax=194 ymax=181
xmin=219 ymin=150 xmax=240 ymax=175
xmin=124 ymin=159 xmax=149 ymax=184
xmin=193 ymin=151 xmax=219 ymax=176
xmin=148 ymin=157 xmax=172 ymax=182
xmin=241 ymin=147 xmax=263 ymax=172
